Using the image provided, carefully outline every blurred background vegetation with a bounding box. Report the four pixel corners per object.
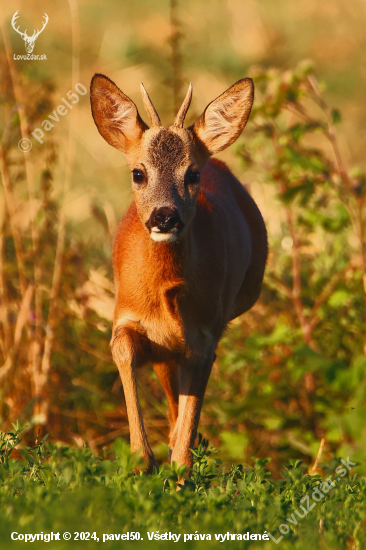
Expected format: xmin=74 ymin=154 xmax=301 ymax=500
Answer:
xmin=0 ymin=0 xmax=366 ymax=475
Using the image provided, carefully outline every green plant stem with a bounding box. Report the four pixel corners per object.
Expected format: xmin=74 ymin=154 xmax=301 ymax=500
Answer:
xmin=170 ymin=0 xmax=183 ymax=116
xmin=38 ymin=0 xmax=80 ymax=428
xmin=308 ymin=75 xmax=366 ymax=354
xmin=0 ymin=142 xmax=27 ymax=296
xmin=0 ymin=218 xmax=9 ymax=358
xmin=0 ymin=14 xmax=44 ymax=410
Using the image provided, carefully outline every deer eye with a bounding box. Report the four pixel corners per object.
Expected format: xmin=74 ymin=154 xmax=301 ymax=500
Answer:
xmin=132 ymin=169 xmax=145 ymax=184
xmin=187 ymin=170 xmax=200 ymax=184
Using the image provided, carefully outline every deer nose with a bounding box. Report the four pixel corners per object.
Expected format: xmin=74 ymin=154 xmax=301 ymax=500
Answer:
xmin=148 ymin=207 xmax=182 ymax=233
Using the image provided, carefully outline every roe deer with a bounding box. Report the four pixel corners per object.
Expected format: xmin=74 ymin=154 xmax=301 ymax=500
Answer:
xmin=90 ymin=74 xmax=267 ymax=472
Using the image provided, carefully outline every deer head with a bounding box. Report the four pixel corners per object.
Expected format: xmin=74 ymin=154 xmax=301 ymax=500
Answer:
xmin=11 ymin=11 xmax=49 ymax=54
xmin=90 ymin=75 xmax=254 ymax=243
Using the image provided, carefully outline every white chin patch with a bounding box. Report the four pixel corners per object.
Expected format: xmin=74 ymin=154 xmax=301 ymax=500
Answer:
xmin=150 ymin=232 xmax=178 ymax=243
xmin=150 ymin=228 xmax=178 ymax=243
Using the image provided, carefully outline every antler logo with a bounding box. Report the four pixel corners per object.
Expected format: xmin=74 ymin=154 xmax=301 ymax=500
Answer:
xmin=11 ymin=11 xmax=49 ymax=54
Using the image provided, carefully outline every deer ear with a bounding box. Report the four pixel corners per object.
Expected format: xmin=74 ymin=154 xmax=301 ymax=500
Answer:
xmin=190 ymin=78 xmax=254 ymax=155
xmin=90 ymin=74 xmax=148 ymax=154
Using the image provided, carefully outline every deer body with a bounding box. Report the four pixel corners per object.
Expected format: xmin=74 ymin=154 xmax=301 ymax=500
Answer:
xmin=113 ymin=158 xmax=262 ymax=360
xmin=90 ymin=75 xmax=267 ymax=471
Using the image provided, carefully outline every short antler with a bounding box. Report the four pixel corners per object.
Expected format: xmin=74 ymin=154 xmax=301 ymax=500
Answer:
xmin=32 ymin=13 xmax=49 ymax=40
xmin=11 ymin=11 xmax=27 ymax=39
xmin=140 ymin=83 xmax=161 ymax=127
xmin=173 ymin=83 xmax=193 ymax=128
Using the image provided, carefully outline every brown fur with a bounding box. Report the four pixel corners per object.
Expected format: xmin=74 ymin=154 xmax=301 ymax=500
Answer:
xmin=90 ymin=74 xmax=267 ymax=473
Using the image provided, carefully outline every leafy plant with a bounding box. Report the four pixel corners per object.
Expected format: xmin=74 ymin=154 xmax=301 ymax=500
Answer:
xmin=0 ymin=425 xmax=365 ymax=549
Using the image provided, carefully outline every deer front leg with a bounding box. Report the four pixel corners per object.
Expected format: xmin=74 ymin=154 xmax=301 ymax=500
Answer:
xmin=170 ymin=354 xmax=214 ymax=470
xmin=153 ymin=361 xmax=179 ymax=462
xmin=111 ymin=324 xmax=157 ymax=472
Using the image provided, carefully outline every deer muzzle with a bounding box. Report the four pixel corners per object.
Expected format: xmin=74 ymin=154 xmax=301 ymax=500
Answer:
xmin=146 ymin=207 xmax=184 ymax=242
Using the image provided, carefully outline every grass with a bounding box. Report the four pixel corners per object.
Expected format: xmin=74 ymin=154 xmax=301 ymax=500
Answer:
xmin=1 ymin=424 xmax=365 ymax=549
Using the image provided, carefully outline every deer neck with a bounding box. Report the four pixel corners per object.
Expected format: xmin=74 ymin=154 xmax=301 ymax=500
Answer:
xmin=140 ymin=221 xmax=197 ymax=288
